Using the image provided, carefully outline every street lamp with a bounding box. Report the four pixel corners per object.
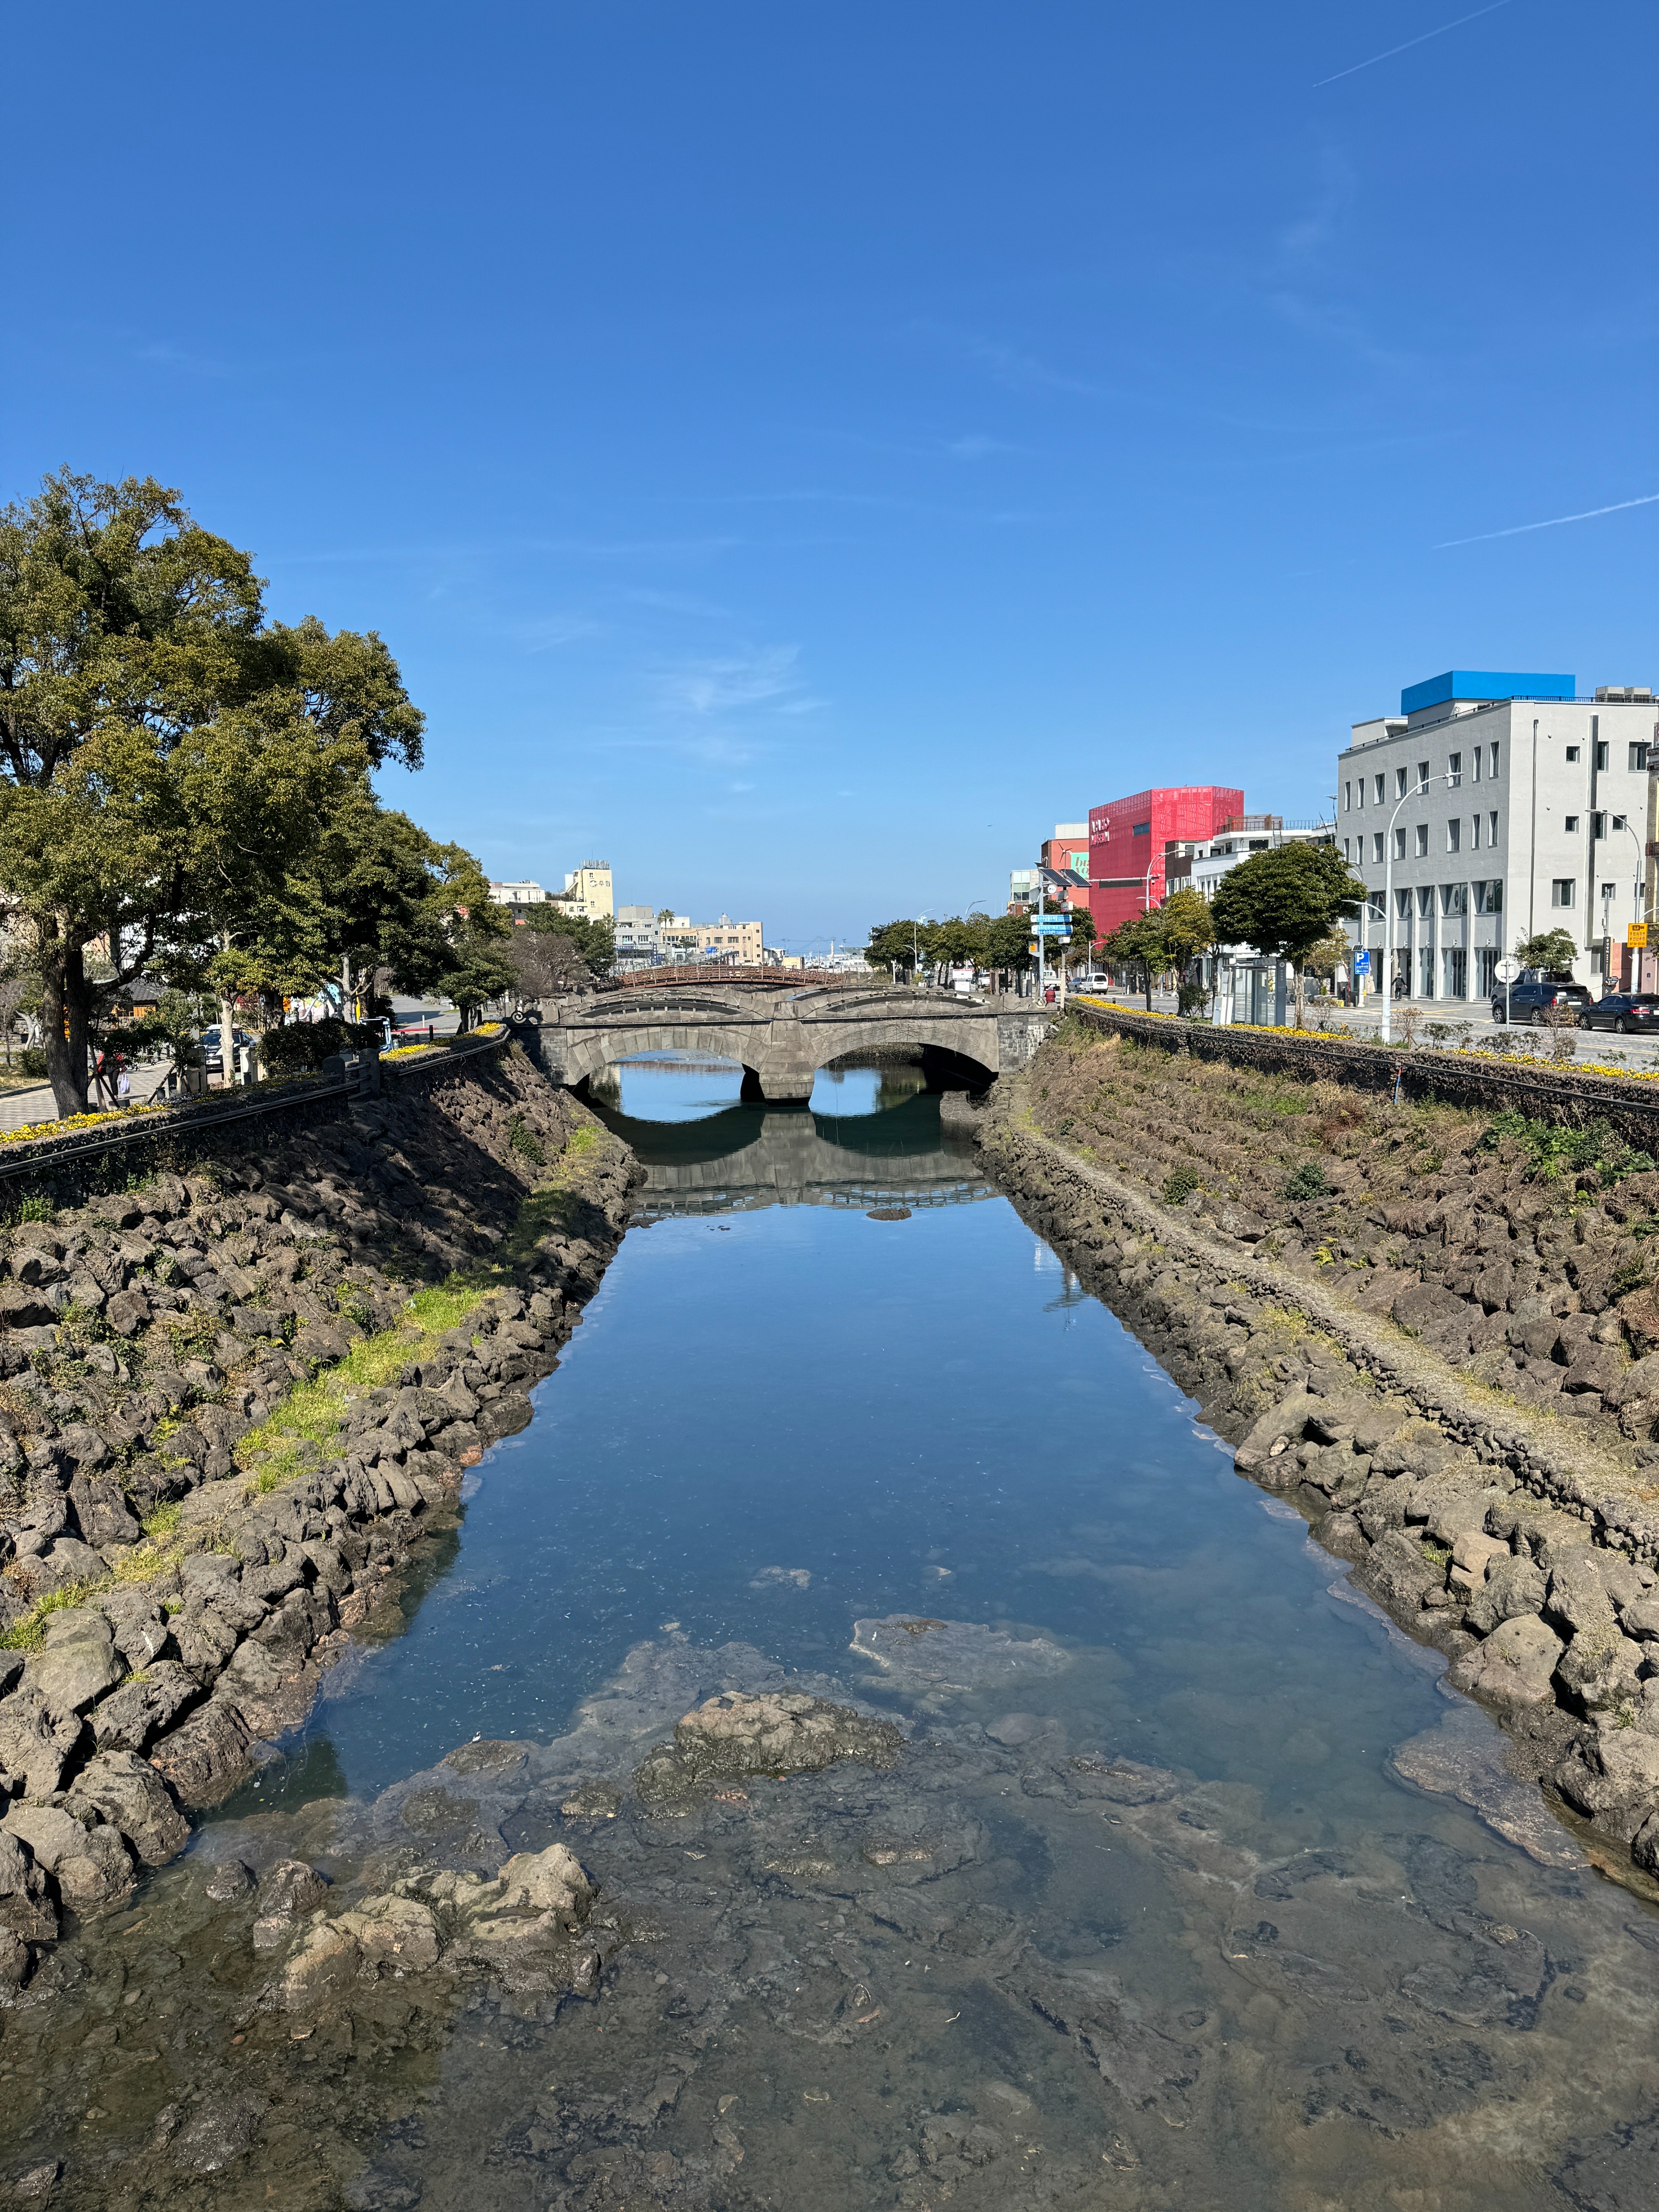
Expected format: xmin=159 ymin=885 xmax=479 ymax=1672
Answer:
xmin=1603 ymin=814 xmax=1652 ymax=990
xmin=1380 ymin=768 xmax=1456 ymax=1047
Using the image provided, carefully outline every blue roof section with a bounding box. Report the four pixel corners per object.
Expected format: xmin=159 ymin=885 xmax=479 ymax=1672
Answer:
xmin=1402 ymin=670 xmax=1574 ymax=715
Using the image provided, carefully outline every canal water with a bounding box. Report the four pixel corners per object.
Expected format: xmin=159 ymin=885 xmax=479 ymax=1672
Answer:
xmin=12 ymin=1060 xmax=1659 ymax=2210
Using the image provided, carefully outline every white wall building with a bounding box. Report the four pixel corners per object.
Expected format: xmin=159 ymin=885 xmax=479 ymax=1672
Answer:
xmin=1337 ymin=673 xmax=1656 ymax=1002
xmin=488 ymin=879 xmax=550 ymax=914
xmin=613 ymin=904 xmax=660 ymax=970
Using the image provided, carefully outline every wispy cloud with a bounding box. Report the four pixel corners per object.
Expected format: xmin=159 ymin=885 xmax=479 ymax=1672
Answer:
xmin=652 ymin=644 xmax=822 ymax=718
xmin=1313 ymin=0 xmax=1512 ymax=90
xmin=1435 ymin=491 xmax=1659 ymax=549
xmin=137 ymin=340 xmax=233 ymax=378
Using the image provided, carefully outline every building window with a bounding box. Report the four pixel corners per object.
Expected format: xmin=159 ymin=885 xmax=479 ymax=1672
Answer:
xmin=1415 ymin=822 xmax=1428 ymax=856
xmin=1448 ymin=752 xmax=1462 ymax=785
xmin=1341 ymin=836 xmax=1350 ymax=861
xmin=1446 ymin=818 xmax=1461 ymax=852
xmin=1552 ymin=878 xmax=1575 ymax=908
xmin=1392 ymin=766 xmax=1405 ymax=798
xmin=1443 ymin=947 xmax=1468 ymax=998
xmin=1613 ymin=813 xmax=1628 ymax=831
xmin=1417 ymin=759 xmax=1431 ymax=792
xmin=1566 ymin=745 xmax=1581 ymax=763
xmin=1131 ymin=820 xmax=1150 ymax=836
xmin=1474 ymin=880 xmax=1503 ymax=913
xmin=1393 ymin=826 xmax=1407 ymax=860
xmin=1601 ymin=882 xmax=1617 ymax=901
xmin=1343 ymin=780 xmax=1353 ymax=811
xmin=1597 ymin=740 xmax=1609 ymax=770
xmin=1374 ymin=773 xmax=1385 ymax=805
xmin=1417 ymin=885 xmax=1433 ymax=916
xmin=1395 ymin=887 xmax=1410 ymax=918
xmin=1490 ymin=742 xmax=1500 ymax=776
xmin=1593 ymin=811 xmax=1607 ymax=839
xmin=1419 ymin=944 xmax=1434 ymax=997
xmin=1472 ymin=747 xmax=1482 ymax=784
xmin=1564 ymin=815 xmax=1580 ymax=832
xmin=1472 ymin=815 xmax=1482 ymax=849
xmin=1441 ymin=883 xmax=1468 ymax=914
xmin=1371 ymin=831 xmax=1384 ymax=864
xmin=1489 ymin=810 xmax=1499 ymax=845
xmin=1631 ymin=743 xmax=1650 ymax=772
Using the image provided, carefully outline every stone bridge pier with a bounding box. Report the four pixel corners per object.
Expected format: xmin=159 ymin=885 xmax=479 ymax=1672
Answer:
xmin=534 ymin=980 xmax=1059 ymax=1104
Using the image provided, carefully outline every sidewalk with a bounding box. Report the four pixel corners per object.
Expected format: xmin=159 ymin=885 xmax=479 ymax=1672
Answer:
xmin=0 ymin=1061 xmax=177 ymax=1137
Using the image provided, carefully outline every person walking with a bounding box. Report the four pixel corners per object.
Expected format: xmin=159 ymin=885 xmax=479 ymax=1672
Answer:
xmin=117 ymin=1062 xmax=132 ymax=1108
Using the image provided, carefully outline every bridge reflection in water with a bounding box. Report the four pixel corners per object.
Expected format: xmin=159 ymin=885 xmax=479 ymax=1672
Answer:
xmin=584 ymin=1058 xmax=997 ymax=1219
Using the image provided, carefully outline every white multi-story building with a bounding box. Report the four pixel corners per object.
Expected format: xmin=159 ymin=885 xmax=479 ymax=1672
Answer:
xmin=488 ymin=879 xmax=550 ymax=914
xmin=1337 ymin=673 xmax=1656 ymax=1002
xmin=613 ymin=904 xmax=660 ymax=971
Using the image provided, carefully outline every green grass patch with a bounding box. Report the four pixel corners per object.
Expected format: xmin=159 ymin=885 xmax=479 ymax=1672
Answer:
xmin=0 ymin=1577 xmax=102 ymax=1652
xmin=233 ymin=1279 xmax=493 ymax=1492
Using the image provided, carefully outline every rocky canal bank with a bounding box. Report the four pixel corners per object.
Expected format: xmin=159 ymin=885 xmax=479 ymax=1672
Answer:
xmin=968 ymin=1021 xmax=1659 ymax=1887
xmin=0 ymin=1039 xmax=638 ymax=1998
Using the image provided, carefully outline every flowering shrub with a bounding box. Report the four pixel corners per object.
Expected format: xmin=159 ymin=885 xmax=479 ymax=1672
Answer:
xmin=0 ymin=1101 xmax=166 ymax=1147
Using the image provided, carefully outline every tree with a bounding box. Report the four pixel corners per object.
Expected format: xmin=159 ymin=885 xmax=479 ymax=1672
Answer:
xmin=983 ymin=913 xmax=1034 ymax=993
xmin=0 ymin=469 xmax=423 ymax=1112
xmin=524 ymin=905 xmax=614 ymax=979
xmin=1209 ymin=842 xmax=1366 ymax=1028
xmin=1515 ymin=929 xmax=1579 ymax=975
xmin=1102 ymin=909 xmax=1168 ymax=1011
xmin=865 ymin=919 xmax=924 ymax=982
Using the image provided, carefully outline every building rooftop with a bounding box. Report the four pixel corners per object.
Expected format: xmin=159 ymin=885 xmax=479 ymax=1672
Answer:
xmin=1400 ymin=670 xmax=1574 ymax=715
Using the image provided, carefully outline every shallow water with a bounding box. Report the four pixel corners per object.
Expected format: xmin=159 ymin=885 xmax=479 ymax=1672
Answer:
xmin=10 ymin=1060 xmax=1659 ymax=2209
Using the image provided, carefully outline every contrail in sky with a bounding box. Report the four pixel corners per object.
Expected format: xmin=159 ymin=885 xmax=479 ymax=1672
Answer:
xmin=1313 ymin=0 xmax=1512 ymax=88
xmin=1435 ymin=492 xmax=1659 ymax=549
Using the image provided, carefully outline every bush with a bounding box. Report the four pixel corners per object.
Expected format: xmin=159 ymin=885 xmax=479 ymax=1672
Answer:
xmin=1162 ymin=1165 xmax=1201 ymax=1206
xmin=259 ymin=1019 xmax=382 ymax=1076
xmin=16 ymin=1048 xmax=45 ymax=1079
xmin=1284 ymin=1162 xmax=1332 ymax=1201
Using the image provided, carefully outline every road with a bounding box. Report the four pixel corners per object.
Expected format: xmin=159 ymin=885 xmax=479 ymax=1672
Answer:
xmin=1077 ymin=987 xmax=1659 ymax=1075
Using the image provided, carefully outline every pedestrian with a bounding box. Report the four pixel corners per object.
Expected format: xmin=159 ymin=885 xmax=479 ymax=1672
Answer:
xmin=117 ymin=1062 xmax=132 ymax=1108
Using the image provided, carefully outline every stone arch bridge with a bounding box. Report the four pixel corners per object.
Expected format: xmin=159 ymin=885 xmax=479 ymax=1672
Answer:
xmin=535 ymin=978 xmax=1057 ymax=1103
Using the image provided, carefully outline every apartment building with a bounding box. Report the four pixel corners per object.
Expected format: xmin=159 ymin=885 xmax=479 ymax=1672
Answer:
xmin=613 ymin=905 xmax=661 ymax=971
xmin=487 ymin=879 xmax=550 ymax=915
xmin=695 ymin=915 xmax=764 ymax=964
xmin=1337 ymin=672 xmax=1656 ymax=1002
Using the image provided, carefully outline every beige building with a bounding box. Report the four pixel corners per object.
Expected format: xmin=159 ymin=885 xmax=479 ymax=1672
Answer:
xmin=694 ymin=915 xmax=764 ymax=964
xmin=487 ymin=879 xmax=550 ymax=915
xmin=551 ymin=862 xmax=613 ymax=923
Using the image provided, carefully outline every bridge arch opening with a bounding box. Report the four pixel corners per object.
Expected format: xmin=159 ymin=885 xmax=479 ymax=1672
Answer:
xmin=578 ymin=1050 xmax=765 ymax=1122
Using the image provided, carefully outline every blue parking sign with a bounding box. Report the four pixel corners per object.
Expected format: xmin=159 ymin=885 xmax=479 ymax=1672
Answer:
xmin=1354 ymin=948 xmax=1370 ymax=974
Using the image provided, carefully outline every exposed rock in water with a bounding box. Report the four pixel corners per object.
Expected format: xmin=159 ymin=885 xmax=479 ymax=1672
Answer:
xmin=634 ymin=1691 xmax=903 ymax=1808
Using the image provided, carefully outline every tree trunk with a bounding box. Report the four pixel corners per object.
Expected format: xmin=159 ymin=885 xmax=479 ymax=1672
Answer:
xmin=1293 ymin=964 xmax=1306 ymax=1030
xmin=39 ymin=921 xmax=90 ymax=1117
xmin=1144 ymin=963 xmax=1154 ymax=1012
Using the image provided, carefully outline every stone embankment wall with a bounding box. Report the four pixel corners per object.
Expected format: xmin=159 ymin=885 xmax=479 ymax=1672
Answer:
xmin=971 ymin=1024 xmax=1659 ymax=1882
xmin=0 ymin=1040 xmax=639 ymax=1984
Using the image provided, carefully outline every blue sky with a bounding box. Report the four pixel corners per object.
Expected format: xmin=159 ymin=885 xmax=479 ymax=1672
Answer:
xmin=5 ymin=1 xmax=1653 ymax=949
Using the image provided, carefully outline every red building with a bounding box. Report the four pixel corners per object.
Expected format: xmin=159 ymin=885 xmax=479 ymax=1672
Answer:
xmin=1088 ymin=786 xmax=1243 ymax=935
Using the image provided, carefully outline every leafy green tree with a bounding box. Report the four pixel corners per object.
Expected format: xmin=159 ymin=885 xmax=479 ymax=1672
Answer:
xmin=0 ymin=469 xmax=422 ymax=1111
xmin=983 ymin=913 xmax=1034 ymax=992
xmin=1515 ymin=929 xmax=1580 ymax=975
xmin=865 ymin=919 xmax=925 ymax=982
xmin=1102 ymin=909 xmax=1168 ymax=1010
xmin=1209 ymin=842 xmax=1366 ymax=1027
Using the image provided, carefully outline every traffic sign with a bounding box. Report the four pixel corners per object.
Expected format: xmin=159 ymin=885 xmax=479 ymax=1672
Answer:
xmin=1030 ymin=917 xmax=1073 ymax=936
xmin=1629 ymin=924 xmax=1649 ymax=950
xmin=1495 ymin=955 xmax=1522 ymax=983
xmin=1353 ymin=948 xmax=1370 ymax=974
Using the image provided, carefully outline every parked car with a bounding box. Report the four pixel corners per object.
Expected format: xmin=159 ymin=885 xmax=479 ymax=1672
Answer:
xmin=1578 ymin=992 xmax=1659 ymax=1035
xmin=200 ymin=1024 xmax=254 ymax=1074
xmin=1490 ymin=975 xmax=1593 ymax=1025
